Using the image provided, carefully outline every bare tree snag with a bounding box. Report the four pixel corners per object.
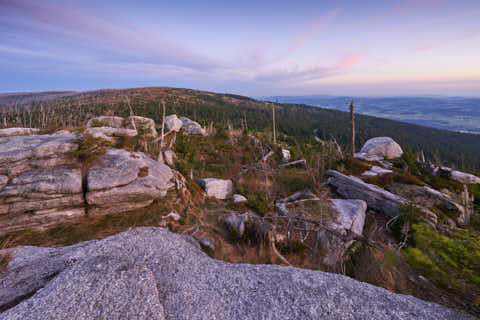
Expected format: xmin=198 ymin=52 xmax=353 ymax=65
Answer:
xmin=350 ymin=100 xmax=355 ymax=156
xmin=124 ymin=95 xmax=137 ymax=131
xmin=272 ymin=103 xmax=277 ymax=145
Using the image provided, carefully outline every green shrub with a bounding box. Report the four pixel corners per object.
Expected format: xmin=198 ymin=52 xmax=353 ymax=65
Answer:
xmin=246 ymin=193 xmax=269 ymax=216
xmin=70 ymin=134 xmax=112 ymax=165
xmin=420 ymin=174 xmax=463 ymax=193
xmin=392 ymin=151 xmax=420 ymax=175
xmin=405 ymin=223 xmax=480 ymax=288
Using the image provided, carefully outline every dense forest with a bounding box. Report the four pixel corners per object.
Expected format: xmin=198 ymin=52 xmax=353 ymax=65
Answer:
xmin=1 ymin=87 xmax=479 ymax=173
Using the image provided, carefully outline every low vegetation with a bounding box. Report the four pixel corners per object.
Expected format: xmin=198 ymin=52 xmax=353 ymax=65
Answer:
xmin=69 ymin=129 xmax=112 ymax=165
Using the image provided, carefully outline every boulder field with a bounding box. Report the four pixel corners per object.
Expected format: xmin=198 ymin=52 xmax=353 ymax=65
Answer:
xmin=0 ymin=227 xmax=474 ymax=320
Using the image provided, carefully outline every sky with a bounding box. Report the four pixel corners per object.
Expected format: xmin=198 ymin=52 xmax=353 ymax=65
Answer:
xmin=1 ymin=0 xmax=479 ymax=97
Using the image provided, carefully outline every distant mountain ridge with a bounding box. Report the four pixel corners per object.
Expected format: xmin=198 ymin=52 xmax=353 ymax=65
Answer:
xmin=260 ymin=95 xmax=480 ymax=134
xmin=0 ymin=91 xmax=78 ymax=108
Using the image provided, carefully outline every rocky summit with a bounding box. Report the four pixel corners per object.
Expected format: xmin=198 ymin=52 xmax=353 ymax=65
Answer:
xmin=0 ymin=227 xmax=474 ymax=320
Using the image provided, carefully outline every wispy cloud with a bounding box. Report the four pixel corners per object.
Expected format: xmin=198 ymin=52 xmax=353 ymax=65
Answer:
xmin=0 ymin=0 xmax=221 ymax=71
xmin=255 ymin=55 xmax=364 ymax=82
xmin=0 ymin=1 xmax=365 ymax=89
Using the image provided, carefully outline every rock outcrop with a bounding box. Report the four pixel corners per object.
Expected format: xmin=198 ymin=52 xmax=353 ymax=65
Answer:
xmin=165 ymin=114 xmax=183 ymax=132
xmin=87 ymin=115 xmax=158 ymax=139
xmin=85 ymin=127 xmax=137 ymax=142
xmin=0 ymin=227 xmax=472 ymax=320
xmin=0 ymin=166 xmax=84 ymax=233
xmin=0 ymin=132 xmax=78 ymax=177
xmin=438 ymin=167 xmax=480 ymax=185
xmin=86 ymin=116 xmax=125 ymax=128
xmin=86 ymin=149 xmax=174 ymax=215
xmin=387 ymin=183 xmax=468 ymax=225
xmin=0 ymin=129 xmax=176 ymax=234
xmin=179 ymin=117 xmax=207 ymax=136
xmin=196 ymin=178 xmax=233 ymax=199
xmin=125 ymin=116 xmax=158 ymax=137
xmin=328 ymin=170 xmax=407 ymax=217
xmin=0 ymin=132 xmax=85 ymax=234
xmin=0 ymin=128 xmax=40 ymax=137
xmin=360 ymin=137 xmax=403 ymax=159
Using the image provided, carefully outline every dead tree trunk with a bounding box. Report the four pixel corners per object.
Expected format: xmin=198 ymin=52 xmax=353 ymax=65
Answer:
xmin=350 ymin=100 xmax=355 ymax=156
xmin=272 ymin=103 xmax=276 ymax=145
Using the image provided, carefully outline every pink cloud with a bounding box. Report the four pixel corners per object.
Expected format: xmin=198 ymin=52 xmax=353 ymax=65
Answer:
xmin=336 ymin=55 xmax=364 ymax=69
xmin=255 ymin=54 xmax=364 ymax=82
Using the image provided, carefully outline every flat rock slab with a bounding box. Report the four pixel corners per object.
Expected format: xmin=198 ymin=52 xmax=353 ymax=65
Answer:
xmin=328 ymin=170 xmax=407 ymax=217
xmin=362 ymin=165 xmax=393 ymax=177
xmin=354 ymin=152 xmax=384 ymax=162
xmin=0 ymin=227 xmax=474 ymax=320
xmin=450 ymin=170 xmax=480 ymax=185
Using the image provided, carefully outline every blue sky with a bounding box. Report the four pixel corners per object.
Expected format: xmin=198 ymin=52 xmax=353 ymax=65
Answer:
xmin=1 ymin=0 xmax=479 ymax=96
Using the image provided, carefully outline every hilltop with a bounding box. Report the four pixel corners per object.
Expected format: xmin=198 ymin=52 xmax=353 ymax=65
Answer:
xmin=1 ymin=87 xmax=480 ymax=173
xmin=0 ymin=102 xmax=479 ymax=318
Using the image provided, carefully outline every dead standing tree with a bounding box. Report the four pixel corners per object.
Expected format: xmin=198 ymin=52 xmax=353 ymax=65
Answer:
xmin=272 ymin=103 xmax=277 ymax=145
xmin=350 ymin=100 xmax=355 ymax=157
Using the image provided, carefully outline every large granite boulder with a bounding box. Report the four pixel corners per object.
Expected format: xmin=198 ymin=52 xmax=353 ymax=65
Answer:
xmin=196 ymin=178 xmax=233 ymax=199
xmin=165 ymin=114 xmax=183 ymax=132
xmin=180 ymin=117 xmax=207 ymax=136
xmin=86 ymin=149 xmax=174 ymax=215
xmin=360 ymin=137 xmax=403 ymax=159
xmin=0 ymin=128 xmax=40 ymax=137
xmin=0 ymin=227 xmax=473 ymax=320
xmin=328 ymin=170 xmax=407 ymax=217
xmin=0 ymin=166 xmax=84 ymax=235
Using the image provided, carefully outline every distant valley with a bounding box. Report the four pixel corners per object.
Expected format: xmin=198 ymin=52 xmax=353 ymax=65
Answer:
xmin=261 ymin=95 xmax=480 ymax=134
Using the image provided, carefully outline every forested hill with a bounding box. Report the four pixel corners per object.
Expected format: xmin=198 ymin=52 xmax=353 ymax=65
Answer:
xmin=1 ymin=87 xmax=479 ymax=173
